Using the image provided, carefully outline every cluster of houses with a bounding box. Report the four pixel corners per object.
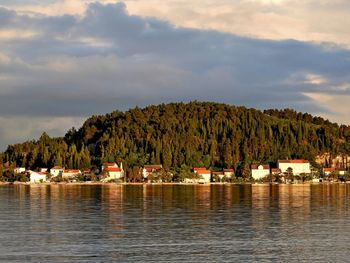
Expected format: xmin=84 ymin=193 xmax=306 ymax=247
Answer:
xmin=11 ymin=158 xmax=349 ymax=184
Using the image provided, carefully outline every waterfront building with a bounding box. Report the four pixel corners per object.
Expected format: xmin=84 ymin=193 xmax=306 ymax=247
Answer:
xmin=251 ymin=164 xmax=270 ymax=180
xmin=29 ymin=171 xmax=47 ymax=183
xmin=278 ymin=160 xmax=311 ymax=175
xmin=223 ymin=169 xmax=234 ymax=178
xmin=323 ymin=167 xmax=334 ymax=176
xmin=142 ymin=165 xmax=162 ymax=179
xmin=62 ymin=169 xmax=81 ymax=179
xmin=14 ymin=167 xmax=25 ymax=174
xmin=50 ymin=166 xmax=64 ymax=177
xmin=194 ymin=168 xmax=211 ymax=183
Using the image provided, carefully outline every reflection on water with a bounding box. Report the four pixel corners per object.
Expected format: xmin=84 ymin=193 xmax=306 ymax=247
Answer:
xmin=1 ymin=184 xmax=350 ymax=262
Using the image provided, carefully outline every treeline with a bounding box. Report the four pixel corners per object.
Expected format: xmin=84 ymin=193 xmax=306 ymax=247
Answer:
xmin=2 ymin=102 xmax=350 ymax=175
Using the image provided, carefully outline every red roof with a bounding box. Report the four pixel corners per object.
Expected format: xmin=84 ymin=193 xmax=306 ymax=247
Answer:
xmin=224 ymin=169 xmax=234 ymax=172
xmin=271 ymin=168 xmax=281 ymax=172
xmin=105 ymin=167 xmax=121 ymax=172
xmin=51 ymin=166 xmax=63 ymax=169
xmin=194 ymin=167 xmax=207 ymax=171
xmin=251 ymin=164 xmax=270 ymax=170
xmin=279 ymin=160 xmax=309 ymax=164
xmin=197 ymin=169 xmax=211 ymax=175
xmin=64 ymin=170 xmax=80 ymax=173
xmin=37 ymin=172 xmax=47 ymax=175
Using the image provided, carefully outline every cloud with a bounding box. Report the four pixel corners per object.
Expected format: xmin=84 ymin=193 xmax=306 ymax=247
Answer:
xmin=0 ymin=2 xmax=350 ymax=150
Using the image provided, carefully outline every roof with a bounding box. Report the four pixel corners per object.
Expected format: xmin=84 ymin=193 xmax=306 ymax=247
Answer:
xmin=223 ymin=169 xmax=234 ymax=172
xmin=212 ymin=172 xmax=224 ymax=175
xmin=251 ymin=164 xmax=270 ymax=170
xmin=271 ymin=168 xmax=281 ymax=173
xmin=37 ymin=172 xmax=47 ymax=175
xmin=323 ymin=168 xmax=334 ymax=172
xmin=278 ymin=159 xmax=309 ymax=164
xmin=105 ymin=167 xmax=121 ymax=172
xmin=194 ymin=167 xmax=207 ymax=171
xmin=197 ymin=169 xmax=211 ymax=175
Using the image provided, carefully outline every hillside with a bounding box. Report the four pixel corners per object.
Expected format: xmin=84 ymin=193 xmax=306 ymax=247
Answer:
xmin=2 ymin=102 xmax=350 ymax=175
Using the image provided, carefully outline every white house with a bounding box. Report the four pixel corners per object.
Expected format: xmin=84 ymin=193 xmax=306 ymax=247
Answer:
xmin=278 ymin=160 xmax=311 ymax=175
xmin=338 ymin=168 xmax=347 ymax=176
xmin=14 ymin=167 xmax=25 ymax=174
xmin=251 ymin=164 xmax=270 ymax=180
xmin=62 ymin=169 xmax=81 ymax=179
xmin=50 ymin=166 xmax=64 ymax=177
xmin=223 ymin=169 xmax=234 ymax=178
xmin=40 ymin=168 xmax=48 ymax=173
xmin=102 ymin=163 xmax=119 ymax=171
xmin=212 ymin=171 xmax=225 ymax=181
xmin=323 ymin=167 xmax=334 ymax=176
xmin=142 ymin=165 xmax=162 ymax=179
xmin=103 ymin=167 xmax=124 ymax=181
xmin=30 ymin=171 xmax=47 ymax=183
xmin=194 ymin=168 xmax=211 ymax=183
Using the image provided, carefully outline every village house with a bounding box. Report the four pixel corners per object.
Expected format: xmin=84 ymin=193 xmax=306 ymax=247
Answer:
xmin=223 ymin=169 xmax=234 ymax=178
xmin=278 ymin=160 xmax=311 ymax=175
xmin=338 ymin=168 xmax=347 ymax=176
xmin=29 ymin=171 xmax=47 ymax=183
xmin=271 ymin=168 xmax=281 ymax=175
xmin=40 ymin=168 xmax=48 ymax=173
xmin=323 ymin=167 xmax=334 ymax=176
xmin=142 ymin=165 xmax=162 ymax=179
xmin=102 ymin=163 xmax=119 ymax=171
xmin=194 ymin=168 xmax=211 ymax=183
xmin=62 ymin=169 xmax=81 ymax=179
xmin=14 ymin=167 xmax=25 ymax=174
xmin=251 ymin=164 xmax=270 ymax=180
xmin=50 ymin=166 xmax=64 ymax=177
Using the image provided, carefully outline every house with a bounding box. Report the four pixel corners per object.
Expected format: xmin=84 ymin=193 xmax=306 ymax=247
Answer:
xmin=29 ymin=171 xmax=47 ymax=183
xmin=102 ymin=163 xmax=119 ymax=171
xmin=103 ymin=167 xmax=124 ymax=180
xmin=278 ymin=160 xmax=311 ymax=175
xmin=50 ymin=166 xmax=64 ymax=177
xmin=62 ymin=169 xmax=81 ymax=179
xmin=338 ymin=168 xmax=347 ymax=176
xmin=40 ymin=168 xmax=48 ymax=173
xmin=194 ymin=168 xmax=211 ymax=183
xmin=251 ymin=164 xmax=270 ymax=180
xmin=323 ymin=167 xmax=334 ymax=176
xmin=223 ymin=169 xmax=234 ymax=178
xmin=14 ymin=167 xmax=25 ymax=174
xmin=142 ymin=165 xmax=162 ymax=179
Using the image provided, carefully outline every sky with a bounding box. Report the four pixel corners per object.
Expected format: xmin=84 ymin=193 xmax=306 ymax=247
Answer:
xmin=0 ymin=0 xmax=350 ymax=150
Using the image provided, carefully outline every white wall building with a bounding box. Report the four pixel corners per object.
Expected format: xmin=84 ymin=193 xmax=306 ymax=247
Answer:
xmin=30 ymin=171 xmax=47 ymax=183
xmin=251 ymin=165 xmax=270 ymax=180
xmin=142 ymin=165 xmax=162 ymax=179
xmin=14 ymin=167 xmax=25 ymax=174
xmin=278 ymin=160 xmax=311 ymax=175
xmin=194 ymin=168 xmax=211 ymax=183
xmin=50 ymin=166 xmax=64 ymax=177
xmin=102 ymin=163 xmax=119 ymax=171
xmin=223 ymin=169 xmax=234 ymax=178
xmin=62 ymin=170 xmax=81 ymax=179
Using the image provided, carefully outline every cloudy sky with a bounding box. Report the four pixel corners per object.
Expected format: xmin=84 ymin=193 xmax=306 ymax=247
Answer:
xmin=0 ymin=0 xmax=350 ymax=150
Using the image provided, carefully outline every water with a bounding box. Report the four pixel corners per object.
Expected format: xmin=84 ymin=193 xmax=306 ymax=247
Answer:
xmin=0 ymin=184 xmax=349 ymax=262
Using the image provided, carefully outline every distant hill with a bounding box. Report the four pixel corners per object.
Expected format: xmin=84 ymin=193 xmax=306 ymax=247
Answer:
xmin=2 ymin=102 xmax=350 ymax=175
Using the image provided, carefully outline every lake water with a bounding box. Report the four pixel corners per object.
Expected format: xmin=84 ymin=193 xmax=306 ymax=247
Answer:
xmin=0 ymin=184 xmax=350 ymax=262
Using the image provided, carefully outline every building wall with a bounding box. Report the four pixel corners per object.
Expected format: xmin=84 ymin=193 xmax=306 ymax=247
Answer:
xmin=50 ymin=169 xmax=63 ymax=177
xmin=30 ymin=174 xmax=46 ymax=183
xmin=278 ymin=163 xmax=311 ymax=175
xmin=251 ymin=169 xmax=270 ymax=180
xmin=199 ymin=173 xmax=211 ymax=183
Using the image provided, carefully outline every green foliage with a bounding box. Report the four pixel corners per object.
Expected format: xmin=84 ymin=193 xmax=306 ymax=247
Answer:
xmin=3 ymin=102 xmax=350 ymax=175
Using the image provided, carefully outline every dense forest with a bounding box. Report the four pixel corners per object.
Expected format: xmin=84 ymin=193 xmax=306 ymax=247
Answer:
xmin=2 ymin=102 xmax=350 ymax=176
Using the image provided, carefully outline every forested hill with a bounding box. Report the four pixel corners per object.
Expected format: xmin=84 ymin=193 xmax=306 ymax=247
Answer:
xmin=2 ymin=102 xmax=350 ymax=174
